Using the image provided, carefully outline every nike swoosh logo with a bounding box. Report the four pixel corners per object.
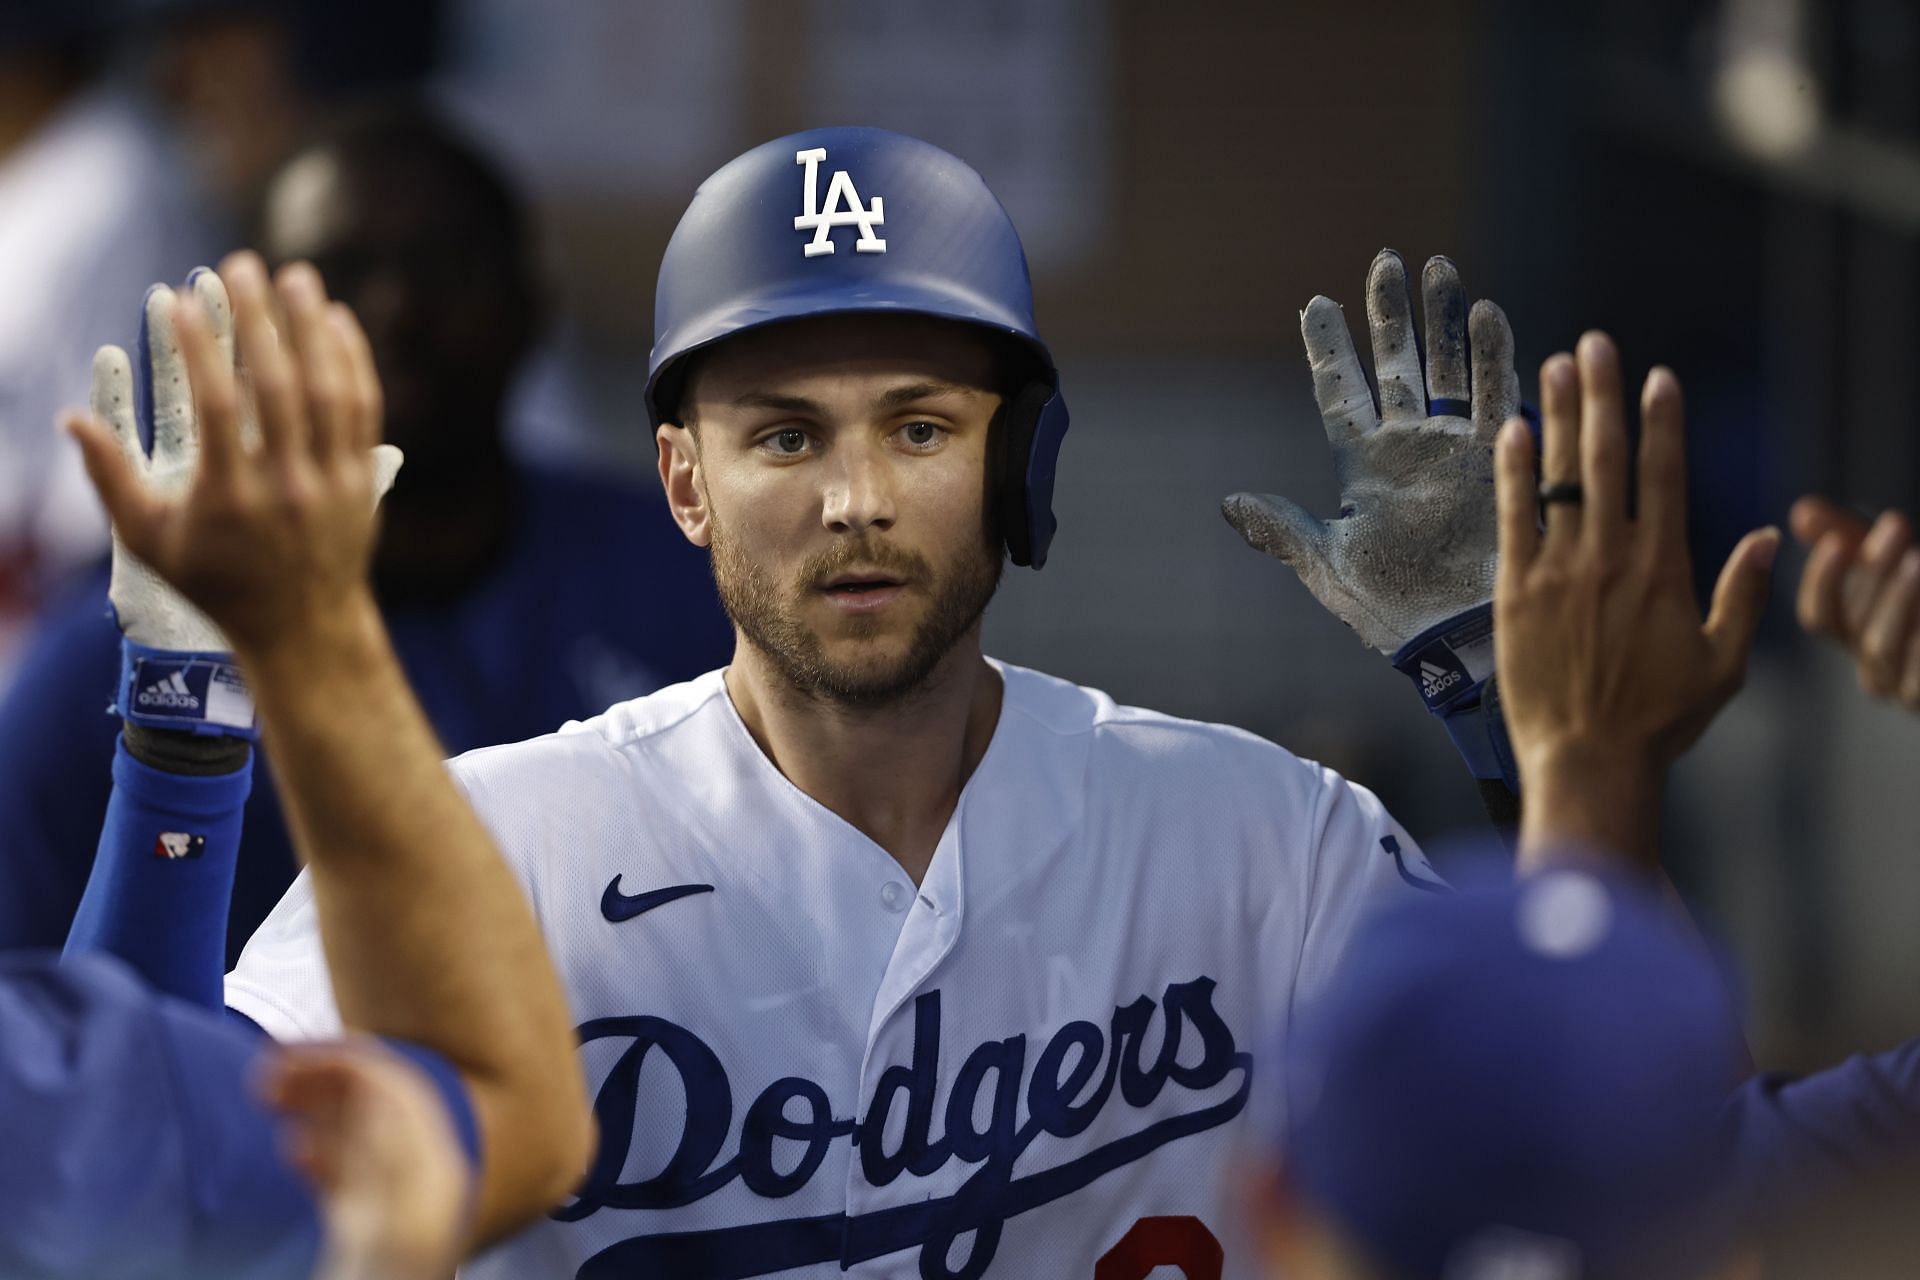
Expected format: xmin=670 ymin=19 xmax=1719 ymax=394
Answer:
xmin=601 ymin=877 xmax=715 ymax=923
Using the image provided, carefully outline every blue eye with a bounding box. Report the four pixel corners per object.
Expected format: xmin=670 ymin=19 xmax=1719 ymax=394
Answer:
xmin=902 ymin=422 xmax=938 ymax=446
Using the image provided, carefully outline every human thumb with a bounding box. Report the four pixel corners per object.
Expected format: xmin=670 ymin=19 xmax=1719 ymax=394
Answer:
xmin=1222 ymin=492 xmax=1332 ymax=571
xmin=1705 ymin=525 xmax=1781 ymax=689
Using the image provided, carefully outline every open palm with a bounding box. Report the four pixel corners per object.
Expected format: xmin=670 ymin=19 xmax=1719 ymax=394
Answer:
xmin=1224 ymin=250 xmax=1518 ymax=654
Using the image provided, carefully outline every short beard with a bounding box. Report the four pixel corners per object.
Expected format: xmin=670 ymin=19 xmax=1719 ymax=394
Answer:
xmin=709 ymin=517 xmax=1002 ymax=709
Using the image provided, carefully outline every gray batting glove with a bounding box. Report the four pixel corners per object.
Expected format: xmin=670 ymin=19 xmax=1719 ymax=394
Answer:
xmin=99 ymin=272 xmax=236 ymax=654
xmin=95 ymin=268 xmax=402 ymax=739
xmin=1222 ymin=249 xmax=1518 ymax=654
xmin=98 ymin=269 xmax=404 ymax=656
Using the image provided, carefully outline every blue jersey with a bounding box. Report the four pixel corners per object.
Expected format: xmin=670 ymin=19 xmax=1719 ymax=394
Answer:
xmin=0 ymin=463 xmax=731 ymax=960
xmin=0 ymin=951 xmax=320 ymax=1278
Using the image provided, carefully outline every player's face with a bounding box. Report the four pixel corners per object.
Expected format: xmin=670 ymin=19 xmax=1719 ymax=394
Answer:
xmin=663 ymin=314 xmax=1004 ymax=705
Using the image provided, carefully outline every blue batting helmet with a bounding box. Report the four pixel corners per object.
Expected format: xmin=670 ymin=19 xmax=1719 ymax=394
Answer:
xmin=645 ymin=126 xmax=1071 ymax=569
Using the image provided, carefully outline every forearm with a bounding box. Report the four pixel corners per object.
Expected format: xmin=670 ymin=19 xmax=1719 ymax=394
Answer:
xmin=1514 ymin=749 xmax=1664 ymax=873
xmin=65 ymin=731 xmax=251 ymax=1008
xmin=237 ymin=592 xmax=590 ymax=1241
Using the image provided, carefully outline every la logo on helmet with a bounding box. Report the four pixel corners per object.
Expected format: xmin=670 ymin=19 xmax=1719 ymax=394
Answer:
xmin=794 ymin=147 xmax=887 ymax=258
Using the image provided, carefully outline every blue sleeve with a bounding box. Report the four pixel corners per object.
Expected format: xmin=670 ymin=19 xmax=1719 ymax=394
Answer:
xmin=0 ymin=952 xmax=319 ymax=1279
xmin=0 ymin=572 xmax=304 ymax=966
xmin=63 ymin=737 xmax=250 ymax=1009
xmin=1728 ymin=1040 xmax=1920 ymax=1220
xmin=0 ymin=572 xmax=123 ymax=951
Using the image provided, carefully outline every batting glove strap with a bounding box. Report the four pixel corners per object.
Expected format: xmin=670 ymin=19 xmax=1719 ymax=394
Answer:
xmin=116 ymin=639 xmax=258 ymax=740
xmin=1391 ymin=605 xmax=1518 ymax=790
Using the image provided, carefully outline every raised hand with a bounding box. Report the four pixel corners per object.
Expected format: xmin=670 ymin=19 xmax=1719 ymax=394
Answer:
xmin=65 ymin=253 xmax=402 ymax=660
xmin=1493 ymin=334 xmax=1779 ymax=867
xmin=1791 ymin=497 xmax=1920 ymax=711
xmin=1223 ymin=249 xmax=1518 ymax=653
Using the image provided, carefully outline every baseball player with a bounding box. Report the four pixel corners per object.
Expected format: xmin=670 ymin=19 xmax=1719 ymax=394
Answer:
xmin=18 ymin=258 xmax=593 ymax=1274
xmin=1490 ymin=334 xmax=1920 ymax=1224
xmin=81 ymin=126 xmax=1770 ymax=1277
xmin=72 ymin=124 xmax=1919 ymax=1277
xmin=206 ymin=127 xmax=1480 ymax=1278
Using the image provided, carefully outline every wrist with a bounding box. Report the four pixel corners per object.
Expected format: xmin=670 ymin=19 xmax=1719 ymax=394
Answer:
xmin=117 ymin=639 xmax=258 ymax=740
xmin=231 ymin=590 xmax=389 ymax=689
xmin=1515 ymin=743 xmax=1666 ymax=873
xmin=121 ymin=722 xmax=251 ymax=775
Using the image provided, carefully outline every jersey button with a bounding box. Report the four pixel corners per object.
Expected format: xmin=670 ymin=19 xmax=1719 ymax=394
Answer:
xmin=880 ymin=881 xmax=908 ymax=911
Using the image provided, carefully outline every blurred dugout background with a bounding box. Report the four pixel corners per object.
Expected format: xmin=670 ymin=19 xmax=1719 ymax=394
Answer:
xmin=4 ymin=0 xmax=1919 ymax=1068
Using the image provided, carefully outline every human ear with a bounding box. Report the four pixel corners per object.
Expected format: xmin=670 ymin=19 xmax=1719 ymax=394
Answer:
xmin=658 ymin=423 xmax=711 ymax=547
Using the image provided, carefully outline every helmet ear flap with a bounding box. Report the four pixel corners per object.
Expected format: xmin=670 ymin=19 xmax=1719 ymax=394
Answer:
xmin=995 ymin=382 xmax=1055 ymax=568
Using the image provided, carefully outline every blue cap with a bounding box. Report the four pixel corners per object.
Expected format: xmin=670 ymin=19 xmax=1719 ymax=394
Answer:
xmin=1278 ymin=866 xmax=1747 ymax=1280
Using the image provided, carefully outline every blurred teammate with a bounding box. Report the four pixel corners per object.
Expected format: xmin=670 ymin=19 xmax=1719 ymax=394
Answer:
xmin=1777 ymin=498 xmax=1920 ymax=1276
xmin=215 ymin=130 xmax=1780 ymax=1277
xmin=1254 ymin=333 xmax=1775 ymax=1280
xmin=0 ymin=97 xmax=731 ymax=958
xmin=1253 ymin=337 xmax=1920 ymax=1279
xmin=7 ymin=265 xmax=590 ymax=1274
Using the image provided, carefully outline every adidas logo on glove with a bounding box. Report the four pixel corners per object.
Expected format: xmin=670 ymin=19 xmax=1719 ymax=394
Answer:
xmin=137 ymin=670 xmax=200 ymax=711
xmin=1419 ymin=660 xmax=1463 ymax=700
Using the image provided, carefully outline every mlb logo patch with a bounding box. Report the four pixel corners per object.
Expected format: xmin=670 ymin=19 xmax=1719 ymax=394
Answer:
xmin=154 ymin=832 xmax=206 ymax=860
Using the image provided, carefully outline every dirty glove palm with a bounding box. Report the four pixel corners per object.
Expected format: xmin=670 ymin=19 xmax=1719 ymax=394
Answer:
xmin=1224 ymin=251 xmax=1523 ymax=790
xmin=1223 ymin=250 xmax=1516 ymax=652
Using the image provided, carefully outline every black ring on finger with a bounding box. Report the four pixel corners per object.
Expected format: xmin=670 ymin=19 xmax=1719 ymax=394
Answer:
xmin=1537 ymin=482 xmax=1585 ymax=506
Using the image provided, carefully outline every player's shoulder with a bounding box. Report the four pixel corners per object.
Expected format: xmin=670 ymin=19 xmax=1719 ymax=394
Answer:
xmin=447 ymin=668 xmax=731 ymax=789
xmin=564 ymin=667 xmax=735 ymax=746
xmin=997 ymin=660 xmax=1336 ymax=795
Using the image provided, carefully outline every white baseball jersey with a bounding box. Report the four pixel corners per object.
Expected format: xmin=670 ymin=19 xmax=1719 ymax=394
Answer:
xmin=226 ymin=660 xmax=1437 ymax=1278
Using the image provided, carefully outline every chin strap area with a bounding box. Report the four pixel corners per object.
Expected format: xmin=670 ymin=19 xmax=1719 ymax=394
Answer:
xmin=1390 ymin=604 xmax=1519 ymax=794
